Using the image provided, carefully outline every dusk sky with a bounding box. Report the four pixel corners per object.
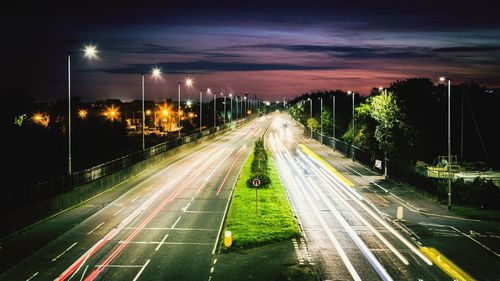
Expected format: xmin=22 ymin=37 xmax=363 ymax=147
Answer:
xmin=3 ymin=0 xmax=500 ymax=102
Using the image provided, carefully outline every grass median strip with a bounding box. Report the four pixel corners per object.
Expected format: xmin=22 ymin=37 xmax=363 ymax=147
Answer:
xmin=224 ymin=149 xmax=300 ymax=249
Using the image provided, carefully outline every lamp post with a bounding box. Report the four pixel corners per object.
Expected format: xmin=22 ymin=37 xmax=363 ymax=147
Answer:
xmin=213 ymin=91 xmax=217 ymax=127
xmin=440 ymin=76 xmax=452 ymax=210
xmin=308 ymin=98 xmax=312 ymax=138
xmin=199 ymin=88 xmax=211 ymax=132
xmin=229 ymin=93 xmax=233 ymax=122
xmin=141 ymin=67 xmax=162 ymax=151
xmin=222 ymin=92 xmax=226 ymax=124
xmin=348 ymin=90 xmax=355 ymax=161
xmin=320 ymin=97 xmax=323 ymax=144
xmin=378 ymin=87 xmax=388 ymax=178
xmin=332 ymin=95 xmax=336 ymax=150
xmin=178 ymin=78 xmax=193 ymax=139
xmin=67 ymin=44 xmax=98 ymax=175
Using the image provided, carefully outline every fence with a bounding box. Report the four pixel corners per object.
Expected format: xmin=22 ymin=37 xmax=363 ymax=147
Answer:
xmin=301 ymin=125 xmax=385 ymax=173
xmin=6 ymin=119 xmax=249 ymax=210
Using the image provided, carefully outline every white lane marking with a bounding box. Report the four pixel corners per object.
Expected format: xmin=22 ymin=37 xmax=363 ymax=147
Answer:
xmin=155 ymin=234 xmax=169 ymax=251
xmin=310 ymin=165 xmax=409 ymax=265
xmin=124 ymin=227 xmax=216 ymax=231
xmin=184 ymin=210 xmax=224 ymax=214
xmin=94 ymin=264 xmax=143 ymax=268
xmin=210 ymin=267 xmax=214 ymax=273
xmin=213 ymin=259 xmax=217 ymax=264
xmin=52 ymin=242 xmax=78 ymax=261
xmin=298 ymin=149 xmax=433 ymax=266
xmin=87 ymin=222 xmax=105 ymax=235
xmin=171 ymin=217 xmax=182 ymax=229
xmin=212 ymin=144 xmax=250 ymax=254
xmin=113 ymin=207 xmax=125 ymax=217
xmin=182 ymin=202 xmax=191 ymax=212
xmin=26 ymin=272 xmax=38 ymax=281
xmin=79 ymin=265 xmax=88 ymax=281
xmin=145 ymin=185 xmax=153 ymax=192
xmin=131 ymin=195 xmax=141 ymax=203
xmin=132 ymin=259 xmax=151 ymax=281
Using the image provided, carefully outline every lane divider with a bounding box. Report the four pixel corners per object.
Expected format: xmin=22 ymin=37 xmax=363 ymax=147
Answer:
xmin=299 ymin=144 xmax=354 ymax=187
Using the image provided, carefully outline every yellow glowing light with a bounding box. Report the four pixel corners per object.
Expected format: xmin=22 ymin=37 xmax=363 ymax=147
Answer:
xmin=185 ymin=78 xmax=193 ymax=87
xmin=83 ymin=44 xmax=98 ymax=59
xmin=78 ymin=109 xmax=88 ymax=119
xmin=152 ymin=67 xmax=162 ymax=77
xmin=186 ymin=100 xmax=192 ymax=108
xmin=247 ymin=110 xmax=252 ymax=115
xmin=32 ymin=113 xmax=49 ymax=127
xmin=188 ymin=112 xmax=194 ymax=118
xmin=178 ymin=110 xmax=184 ymax=116
xmin=162 ymin=109 xmax=168 ymax=116
xmin=146 ymin=109 xmax=152 ymax=116
xmin=103 ymin=105 xmax=120 ymax=121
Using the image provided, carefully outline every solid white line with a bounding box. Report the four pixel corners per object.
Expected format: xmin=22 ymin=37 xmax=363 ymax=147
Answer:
xmin=87 ymin=222 xmax=105 ymax=235
xmin=171 ymin=217 xmax=182 ymax=229
xmin=182 ymin=202 xmax=191 ymax=212
xmin=26 ymin=272 xmax=38 ymax=281
xmin=113 ymin=207 xmax=125 ymax=216
xmin=52 ymin=242 xmax=78 ymax=261
xmin=131 ymin=195 xmax=141 ymax=203
xmin=79 ymin=265 xmax=88 ymax=281
xmin=213 ymin=259 xmax=217 ymax=264
xmin=155 ymin=234 xmax=169 ymax=251
xmin=94 ymin=264 xmax=144 ymax=268
xmin=132 ymin=259 xmax=150 ymax=281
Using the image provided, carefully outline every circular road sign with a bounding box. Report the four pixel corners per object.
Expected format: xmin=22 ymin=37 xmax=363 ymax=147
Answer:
xmin=252 ymin=178 xmax=261 ymax=187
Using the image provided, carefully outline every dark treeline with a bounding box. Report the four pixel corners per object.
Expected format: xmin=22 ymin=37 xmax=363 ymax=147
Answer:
xmin=289 ymin=78 xmax=500 ymax=169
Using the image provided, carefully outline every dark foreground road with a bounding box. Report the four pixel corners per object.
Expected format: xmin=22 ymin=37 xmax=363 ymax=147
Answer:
xmin=0 ymin=116 xmax=271 ymax=281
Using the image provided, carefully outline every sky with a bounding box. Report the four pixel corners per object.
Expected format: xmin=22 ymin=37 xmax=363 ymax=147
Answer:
xmin=2 ymin=0 xmax=500 ymax=102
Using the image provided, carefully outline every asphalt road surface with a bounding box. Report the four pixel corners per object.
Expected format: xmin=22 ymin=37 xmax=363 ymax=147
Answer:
xmin=267 ymin=113 xmax=452 ymax=281
xmin=0 ymin=116 xmax=271 ymax=281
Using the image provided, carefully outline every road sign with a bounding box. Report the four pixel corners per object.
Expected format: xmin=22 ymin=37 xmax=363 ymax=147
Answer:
xmin=252 ymin=178 xmax=261 ymax=187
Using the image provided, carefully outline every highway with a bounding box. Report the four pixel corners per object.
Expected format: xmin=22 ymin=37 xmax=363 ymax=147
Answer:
xmin=267 ymin=113 xmax=450 ymax=281
xmin=0 ymin=116 xmax=271 ymax=281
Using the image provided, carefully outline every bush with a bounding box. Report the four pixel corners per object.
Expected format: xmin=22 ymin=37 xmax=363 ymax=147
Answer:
xmin=247 ymin=139 xmax=271 ymax=188
xmin=438 ymin=178 xmax=500 ymax=209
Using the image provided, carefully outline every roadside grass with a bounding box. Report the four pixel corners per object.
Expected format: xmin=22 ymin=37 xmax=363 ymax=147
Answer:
xmin=451 ymin=206 xmax=500 ymax=222
xmin=224 ymin=150 xmax=301 ymax=249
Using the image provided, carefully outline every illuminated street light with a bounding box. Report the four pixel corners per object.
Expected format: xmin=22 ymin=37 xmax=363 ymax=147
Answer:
xmin=32 ymin=113 xmax=49 ymax=127
xmin=146 ymin=110 xmax=152 ymax=116
xmin=141 ymin=67 xmax=162 ymax=151
xmin=229 ymin=93 xmax=233 ymax=122
xmin=178 ymin=78 xmax=194 ymax=138
xmin=348 ymin=90 xmax=355 ymax=161
xmin=103 ymin=105 xmax=120 ymax=122
xmin=439 ymin=76 xmax=452 ymax=211
xmin=67 ymin=43 xmax=99 ymax=175
xmin=332 ymin=94 xmax=336 ymax=150
xmin=186 ymin=100 xmax=192 ymax=108
xmin=78 ymin=109 xmax=88 ymax=119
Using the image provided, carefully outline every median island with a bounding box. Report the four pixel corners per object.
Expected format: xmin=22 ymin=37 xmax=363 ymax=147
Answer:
xmin=224 ymin=139 xmax=301 ymax=249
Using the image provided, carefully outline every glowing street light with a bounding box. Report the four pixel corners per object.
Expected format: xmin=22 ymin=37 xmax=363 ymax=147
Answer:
xmin=178 ymin=77 xmax=194 ymax=138
xmin=348 ymin=90 xmax=355 ymax=161
xmin=141 ymin=67 xmax=162 ymax=151
xmin=439 ymin=76 xmax=452 ymax=210
xmin=229 ymin=93 xmax=233 ymax=122
xmin=103 ymin=105 xmax=120 ymax=122
xmin=67 ymin=43 xmax=99 ymax=175
xmin=78 ymin=109 xmax=88 ymax=119
xmin=199 ymin=88 xmax=211 ymax=132
xmin=146 ymin=109 xmax=152 ymax=116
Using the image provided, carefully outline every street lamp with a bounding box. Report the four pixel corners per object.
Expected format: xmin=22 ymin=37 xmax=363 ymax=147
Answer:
xmin=229 ymin=93 xmax=233 ymax=122
xmin=178 ymin=78 xmax=193 ymax=138
xmin=307 ymin=98 xmax=312 ymax=138
xmin=67 ymin=44 xmax=98 ymax=175
xmin=213 ymin=91 xmax=217 ymax=127
xmin=440 ymin=76 xmax=452 ymax=210
xmin=379 ymin=87 xmax=388 ymax=177
xmin=319 ymin=97 xmax=323 ymax=143
xmin=199 ymin=88 xmax=211 ymax=132
xmin=348 ymin=90 xmax=355 ymax=161
xmin=221 ymin=92 xmax=226 ymax=124
xmin=141 ymin=67 xmax=162 ymax=151
xmin=332 ymin=95 xmax=336 ymax=150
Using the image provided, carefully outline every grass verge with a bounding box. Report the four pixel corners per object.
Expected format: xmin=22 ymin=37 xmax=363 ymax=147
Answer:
xmin=224 ymin=150 xmax=300 ymax=249
xmin=451 ymin=206 xmax=500 ymax=222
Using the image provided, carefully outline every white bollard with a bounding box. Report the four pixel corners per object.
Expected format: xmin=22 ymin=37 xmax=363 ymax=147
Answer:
xmin=396 ymin=206 xmax=404 ymax=220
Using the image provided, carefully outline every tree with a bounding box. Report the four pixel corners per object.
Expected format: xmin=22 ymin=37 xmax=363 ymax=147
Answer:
xmin=306 ymin=117 xmax=319 ymax=132
xmin=320 ymin=109 xmax=333 ymax=136
xmin=370 ymin=91 xmax=414 ymax=160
